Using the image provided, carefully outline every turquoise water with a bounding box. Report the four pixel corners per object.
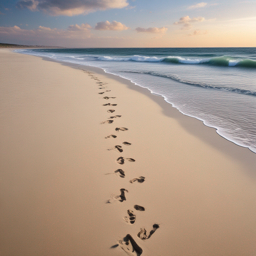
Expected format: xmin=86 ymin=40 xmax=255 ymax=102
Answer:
xmin=17 ymin=48 xmax=256 ymax=153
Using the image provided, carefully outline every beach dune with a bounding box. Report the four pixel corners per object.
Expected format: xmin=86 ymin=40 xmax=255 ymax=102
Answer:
xmin=1 ymin=49 xmax=256 ymax=256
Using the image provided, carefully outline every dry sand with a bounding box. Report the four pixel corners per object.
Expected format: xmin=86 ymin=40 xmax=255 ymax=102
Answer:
xmin=0 ymin=49 xmax=256 ymax=256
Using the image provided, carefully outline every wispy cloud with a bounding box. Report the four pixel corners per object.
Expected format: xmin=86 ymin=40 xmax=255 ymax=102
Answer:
xmin=16 ymin=0 xmax=129 ymax=16
xmin=188 ymin=2 xmax=207 ymax=9
xmin=95 ymin=21 xmax=128 ymax=31
xmin=174 ymin=16 xmax=205 ymax=30
xmin=68 ymin=23 xmax=91 ymax=31
xmin=174 ymin=16 xmax=205 ymax=25
xmin=135 ymin=27 xmax=168 ymax=33
xmin=0 ymin=25 xmax=92 ymax=38
xmin=17 ymin=0 xmax=38 ymax=11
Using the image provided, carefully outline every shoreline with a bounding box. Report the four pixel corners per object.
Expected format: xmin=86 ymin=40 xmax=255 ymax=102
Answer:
xmin=38 ymin=54 xmax=256 ymax=172
xmin=1 ymin=49 xmax=256 ymax=256
xmin=15 ymin=48 xmax=256 ymax=155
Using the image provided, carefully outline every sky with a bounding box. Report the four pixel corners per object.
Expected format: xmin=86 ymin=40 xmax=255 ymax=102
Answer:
xmin=0 ymin=0 xmax=256 ymax=47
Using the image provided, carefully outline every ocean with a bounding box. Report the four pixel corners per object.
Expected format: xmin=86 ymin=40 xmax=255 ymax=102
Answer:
xmin=16 ymin=48 xmax=256 ymax=154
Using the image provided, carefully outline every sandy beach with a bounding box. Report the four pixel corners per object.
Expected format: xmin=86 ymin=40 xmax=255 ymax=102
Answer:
xmin=1 ymin=49 xmax=256 ymax=256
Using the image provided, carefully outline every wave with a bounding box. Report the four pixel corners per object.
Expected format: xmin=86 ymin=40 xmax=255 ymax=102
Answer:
xmin=122 ymin=70 xmax=256 ymax=97
xmin=96 ymin=55 xmax=256 ymax=68
xmin=98 ymin=55 xmax=161 ymax=62
xmin=20 ymin=49 xmax=256 ymax=68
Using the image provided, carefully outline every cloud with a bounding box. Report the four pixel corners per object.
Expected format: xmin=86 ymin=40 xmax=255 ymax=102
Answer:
xmin=188 ymin=2 xmax=207 ymax=9
xmin=0 ymin=11 xmax=4 ymax=15
xmin=0 ymin=24 xmax=136 ymax=47
xmin=174 ymin=16 xmax=205 ymax=25
xmin=16 ymin=0 xmax=129 ymax=16
xmin=17 ymin=0 xmax=38 ymax=11
xmin=174 ymin=16 xmax=205 ymax=30
xmin=181 ymin=23 xmax=192 ymax=30
xmin=95 ymin=20 xmax=129 ymax=31
xmin=189 ymin=29 xmax=208 ymax=36
xmin=68 ymin=23 xmax=91 ymax=31
xmin=0 ymin=25 xmax=92 ymax=41
xmin=38 ymin=26 xmax=51 ymax=31
xmin=135 ymin=27 xmax=168 ymax=33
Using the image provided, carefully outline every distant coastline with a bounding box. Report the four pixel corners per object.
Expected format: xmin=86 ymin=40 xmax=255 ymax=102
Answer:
xmin=0 ymin=42 xmax=63 ymax=49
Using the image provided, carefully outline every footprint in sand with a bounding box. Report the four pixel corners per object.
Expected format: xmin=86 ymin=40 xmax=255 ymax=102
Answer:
xmin=108 ymin=145 xmax=123 ymax=153
xmin=130 ymin=176 xmax=145 ymax=184
xmin=137 ymin=224 xmax=160 ymax=240
xmin=117 ymin=157 xmax=135 ymax=165
xmin=101 ymin=120 xmax=114 ymax=124
xmin=110 ymin=115 xmax=121 ymax=119
xmin=105 ymin=134 xmax=117 ymax=139
xmin=117 ymin=157 xmax=125 ymax=165
xmin=106 ymin=188 xmax=128 ymax=203
xmin=126 ymin=158 xmax=136 ymax=162
xmin=117 ymin=188 xmax=128 ymax=202
xmin=103 ymin=103 xmax=117 ymax=106
xmin=107 ymin=109 xmax=115 ymax=113
xmin=105 ymin=169 xmax=125 ymax=178
xmin=115 ymin=127 xmax=128 ymax=132
xmin=103 ymin=96 xmax=116 ymax=100
xmin=115 ymin=169 xmax=125 ymax=178
xmin=116 ymin=234 xmax=143 ymax=256
xmin=124 ymin=210 xmax=136 ymax=224
xmin=123 ymin=141 xmax=132 ymax=146
xmin=115 ymin=145 xmax=123 ymax=152
xmin=106 ymin=90 xmax=111 ymax=92
xmin=99 ymin=92 xmax=105 ymax=94
xmin=134 ymin=205 xmax=145 ymax=211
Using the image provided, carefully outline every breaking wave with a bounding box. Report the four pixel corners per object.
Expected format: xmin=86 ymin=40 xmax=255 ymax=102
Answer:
xmin=97 ymin=55 xmax=256 ymax=68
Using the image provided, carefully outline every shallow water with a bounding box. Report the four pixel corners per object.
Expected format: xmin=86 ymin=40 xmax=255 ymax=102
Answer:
xmin=17 ymin=48 xmax=256 ymax=153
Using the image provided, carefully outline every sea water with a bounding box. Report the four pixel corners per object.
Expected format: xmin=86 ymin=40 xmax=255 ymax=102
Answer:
xmin=16 ymin=48 xmax=256 ymax=153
